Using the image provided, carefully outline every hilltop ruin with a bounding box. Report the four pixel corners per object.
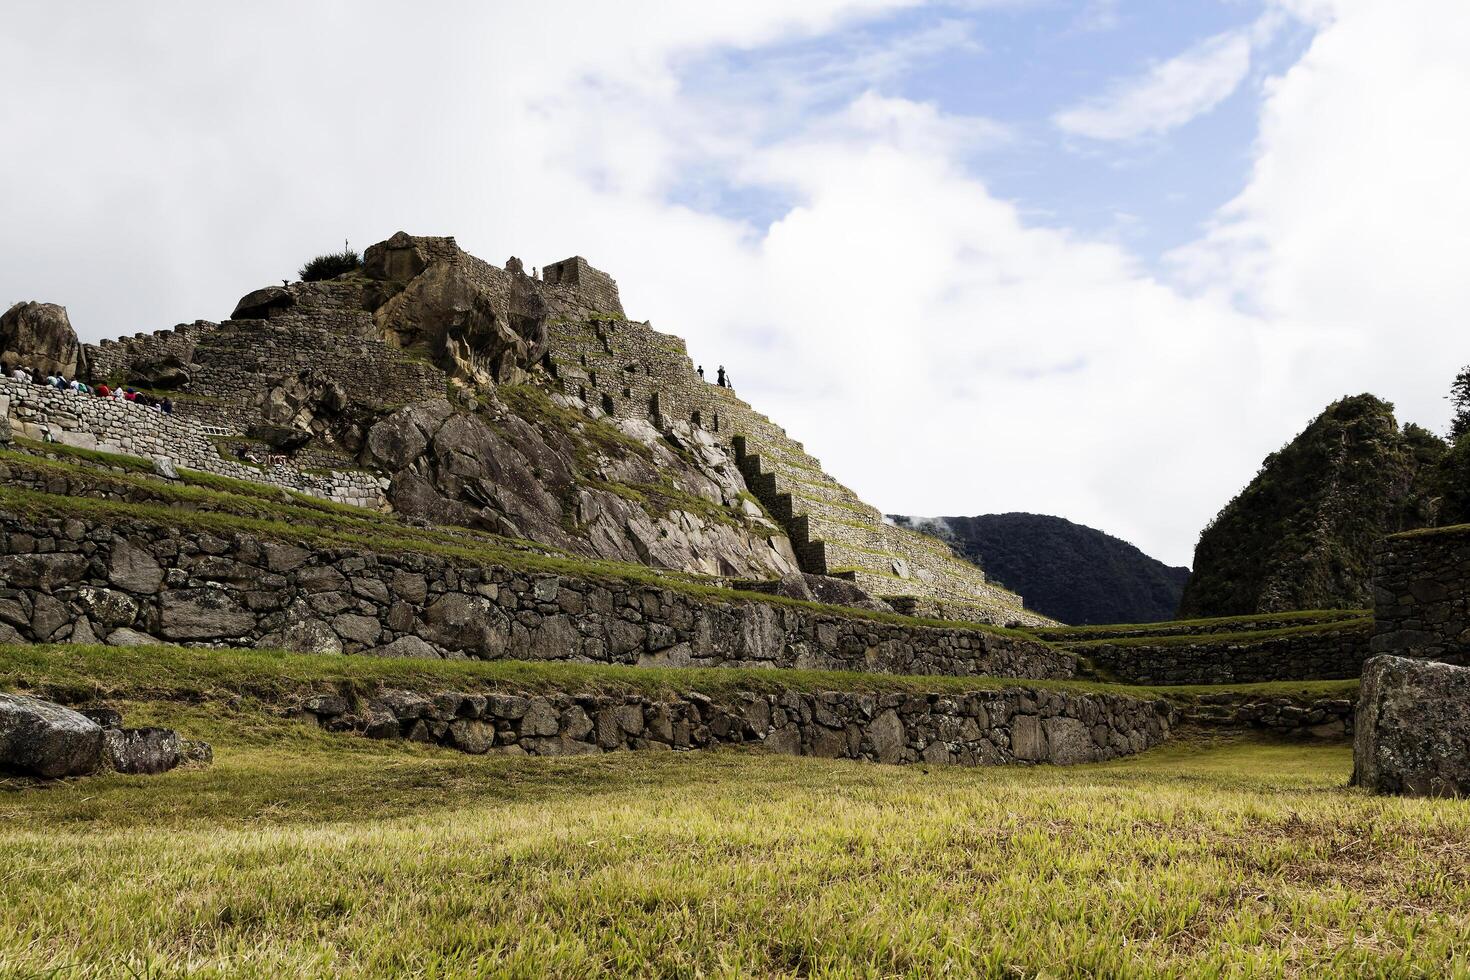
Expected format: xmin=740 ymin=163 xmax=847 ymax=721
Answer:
xmin=1 ymin=232 xmax=1046 ymax=626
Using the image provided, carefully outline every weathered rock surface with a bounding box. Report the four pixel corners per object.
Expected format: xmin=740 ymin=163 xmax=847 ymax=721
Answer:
xmin=0 ymin=693 xmax=103 ymax=778
xmin=1353 ymin=655 xmax=1470 ymax=797
xmin=101 ymin=726 xmax=195 ymax=775
xmin=363 ymin=395 xmax=801 ymax=581
xmin=1 ymin=301 xmax=88 ymax=378
xmin=366 ymin=231 xmax=549 ymax=387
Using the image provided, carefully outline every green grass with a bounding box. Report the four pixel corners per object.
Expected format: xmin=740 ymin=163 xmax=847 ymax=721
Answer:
xmin=0 ymin=700 xmax=1460 ymax=976
xmin=1387 ymin=520 xmax=1470 ymax=541
xmin=1030 ymin=608 xmax=1371 ymax=640
xmin=0 ymin=643 xmax=1360 ymax=709
xmin=1059 ymin=617 xmax=1373 ymax=650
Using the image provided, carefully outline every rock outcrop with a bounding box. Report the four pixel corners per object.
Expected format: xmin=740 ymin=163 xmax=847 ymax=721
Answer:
xmin=365 ymin=232 xmax=550 ymax=387
xmin=363 ymin=395 xmax=799 ymax=578
xmin=1 ymin=301 xmax=88 ymax=378
xmin=1353 ymin=655 xmax=1470 ymax=797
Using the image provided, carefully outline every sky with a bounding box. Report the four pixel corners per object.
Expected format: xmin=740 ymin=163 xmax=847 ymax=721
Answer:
xmin=2 ymin=0 xmax=1467 ymax=567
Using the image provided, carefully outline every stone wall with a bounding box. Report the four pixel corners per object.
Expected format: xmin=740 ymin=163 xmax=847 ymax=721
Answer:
xmin=1371 ymin=525 xmax=1470 ymax=665
xmin=83 ymin=320 xmax=219 ymax=383
xmin=1173 ymin=691 xmax=1355 ymax=739
xmin=0 ymin=510 xmax=1077 ymax=680
xmin=297 ymin=683 xmax=1171 ymax=766
xmin=542 ymin=257 xmax=624 ymax=317
xmin=1072 ymin=621 xmax=1373 ymax=685
xmin=0 ymin=378 xmax=387 ymax=509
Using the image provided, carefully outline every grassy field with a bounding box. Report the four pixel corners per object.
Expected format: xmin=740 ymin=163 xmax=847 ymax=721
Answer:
xmin=2 ymin=679 xmax=1466 ymax=976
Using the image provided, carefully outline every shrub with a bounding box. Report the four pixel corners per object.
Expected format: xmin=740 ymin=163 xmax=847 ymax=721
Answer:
xmin=298 ymin=248 xmax=361 ymax=282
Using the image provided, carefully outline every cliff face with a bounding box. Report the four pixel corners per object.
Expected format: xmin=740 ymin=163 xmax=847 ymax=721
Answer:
xmin=890 ymin=513 xmax=1189 ymax=626
xmin=1178 ymin=394 xmax=1447 ymax=617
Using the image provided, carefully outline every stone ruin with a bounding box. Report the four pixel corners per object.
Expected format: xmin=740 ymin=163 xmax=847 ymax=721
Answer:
xmin=1 ymin=231 xmax=1049 ymax=626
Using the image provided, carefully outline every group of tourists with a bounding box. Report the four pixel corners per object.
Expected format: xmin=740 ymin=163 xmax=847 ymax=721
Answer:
xmin=6 ymin=366 xmax=172 ymax=414
xmin=696 ymin=364 xmax=732 ymax=388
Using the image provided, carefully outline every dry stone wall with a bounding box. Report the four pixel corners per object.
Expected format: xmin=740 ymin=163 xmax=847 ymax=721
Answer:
xmin=0 ymin=510 xmax=1076 ymax=680
xmin=1070 ymin=621 xmax=1373 ymax=685
xmin=297 ymin=683 xmax=1170 ymax=766
xmin=1173 ymin=691 xmax=1355 ymax=739
xmin=84 ymin=320 xmax=218 ymax=383
xmin=1372 ymin=526 xmax=1470 ymax=665
xmin=0 ymin=378 xmax=386 ymax=508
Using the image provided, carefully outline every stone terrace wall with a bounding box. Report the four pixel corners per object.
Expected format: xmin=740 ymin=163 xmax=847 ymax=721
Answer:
xmin=297 ymin=684 xmax=1171 ymax=766
xmin=1372 ymin=526 xmax=1470 ymax=665
xmin=0 ymin=511 xmax=1077 ymax=680
xmin=1071 ymin=621 xmax=1373 ymax=685
xmin=84 ymin=320 xmax=219 ymax=383
xmin=1 ymin=378 xmax=386 ymax=508
xmin=1174 ymin=692 xmax=1355 ymax=739
xmin=178 ymin=316 xmax=446 ymax=430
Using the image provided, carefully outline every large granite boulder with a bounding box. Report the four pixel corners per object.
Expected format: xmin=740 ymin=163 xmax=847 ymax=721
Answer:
xmin=0 ymin=301 xmax=88 ymax=378
xmin=1353 ymin=655 xmax=1470 ymax=797
xmin=0 ymin=693 xmax=104 ymax=778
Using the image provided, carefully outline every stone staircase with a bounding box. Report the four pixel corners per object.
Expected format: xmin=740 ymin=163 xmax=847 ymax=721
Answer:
xmin=544 ymin=314 xmax=1049 ymax=626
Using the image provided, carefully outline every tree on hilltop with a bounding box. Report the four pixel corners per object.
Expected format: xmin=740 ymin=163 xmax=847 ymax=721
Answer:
xmin=1450 ymin=364 xmax=1470 ymax=442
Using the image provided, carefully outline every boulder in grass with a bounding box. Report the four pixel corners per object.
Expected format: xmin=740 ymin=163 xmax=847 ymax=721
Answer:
xmin=0 ymin=693 xmax=104 ymax=778
xmin=102 ymin=727 xmax=184 ymax=775
xmin=1353 ymin=655 xmax=1470 ymax=797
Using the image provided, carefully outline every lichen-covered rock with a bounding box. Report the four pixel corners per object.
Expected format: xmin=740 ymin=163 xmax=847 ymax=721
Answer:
xmin=0 ymin=693 xmax=103 ymax=778
xmin=1353 ymin=655 xmax=1470 ymax=797
xmin=102 ymin=726 xmax=184 ymax=775
xmin=1 ymin=301 xmax=88 ymax=378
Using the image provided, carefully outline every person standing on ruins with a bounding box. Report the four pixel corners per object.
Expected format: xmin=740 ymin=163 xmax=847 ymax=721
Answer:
xmin=697 ymin=365 xmax=705 ymax=381
xmin=716 ymin=366 xmax=727 ymax=387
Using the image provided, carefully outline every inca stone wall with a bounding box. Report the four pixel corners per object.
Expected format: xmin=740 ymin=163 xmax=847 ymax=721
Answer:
xmin=1174 ymin=691 xmax=1355 ymax=739
xmin=0 ymin=510 xmax=1076 ymax=680
xmin=542 ymin=257 xmax=624 ymax=316
xmin=0 ymin=378 xmax=386 ymax=508
xmin=296 ymin=683 xmax=1170 ymax=766
xmin=1371 ymin=525 xmax=1470 ymax=665
xmin=84 ymin=320 xmax=219 ymax=383
xmin=1068 ymin=620 xmax=1373 ymax=685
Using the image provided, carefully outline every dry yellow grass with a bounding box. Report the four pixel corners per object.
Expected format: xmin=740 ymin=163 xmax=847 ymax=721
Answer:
xmin=2 ymin=696 xmax=1467 ymax=978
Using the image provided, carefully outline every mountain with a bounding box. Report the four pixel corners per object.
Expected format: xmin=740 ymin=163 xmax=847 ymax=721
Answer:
xmin=888 ymin=513 xmax=1189 ymax=625
xmin=1178 ymin=394 xmax=1448 ymax=618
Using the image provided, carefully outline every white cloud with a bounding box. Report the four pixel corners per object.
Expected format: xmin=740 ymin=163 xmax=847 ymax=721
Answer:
xmin=0 ymin=0 xmax=1466 ymax=573
xmin=1053 ymin=29 xmax=1253 ymax=141
xmin=1169 ymin=0 xmax=1470 ymax=435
